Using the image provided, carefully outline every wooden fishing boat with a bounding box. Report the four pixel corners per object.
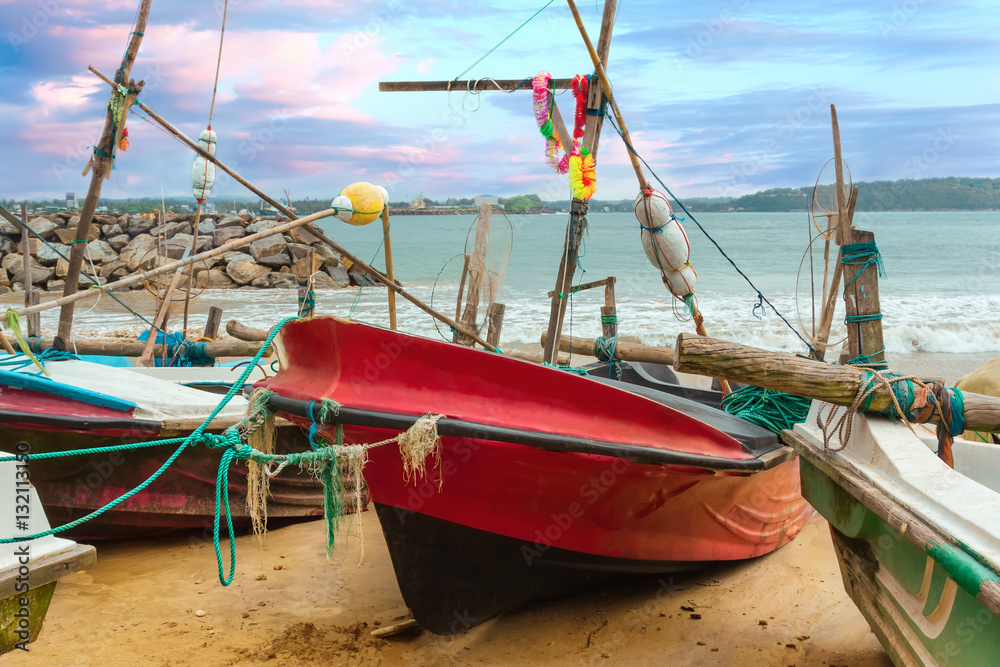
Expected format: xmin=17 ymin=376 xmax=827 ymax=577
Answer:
xmin=783 ymin=404 xmax=1000 ymax=667
xmin=260 ymin=316 xmax=812 ymax=634
xmin=0 ymin=448 xmax=96 ymax=653
xmin=0 ymin=353 xmax=333 ymax=539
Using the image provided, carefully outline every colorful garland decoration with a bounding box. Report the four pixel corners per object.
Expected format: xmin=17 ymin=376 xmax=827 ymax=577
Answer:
xmin=532 ymin=71 xmax=568 ymax=174
xmin=571 ymin=74 xmax=588 ymax=142
xmin=569 ymin=146 xmax=597 ymax=200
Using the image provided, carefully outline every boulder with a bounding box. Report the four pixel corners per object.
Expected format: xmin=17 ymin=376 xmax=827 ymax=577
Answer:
xmin=348 ymin=268 xmax=370 ymax=286
xmin=56 ymin=258 xmax=69 ymax=278
xmin=249 ymin=235 xmax=286 ymax=261
xmin=287 ymin=243 xmax=312 ymax=262
xmin=226 ymin=259 xmax=269 ymax=285
xmin=95 ymin=214 xmax=119 ymax=226
xmin=326 ymin=265 xmax=351 ymax=288
xmin=222 ymin=251 xmax=254 ymax=264
xmin=121 ymin=234 xmax=158 ymax=272
xmin=55 ymin=225 xmax=100 ymax=244
xmin=288 ymin=226 xmax=322 ymax=245
xmin=213 ymin=226 xmax=246 ymax=246
xmin=36 ymin=242 xmax=70 ymax=266
xmin=163 ymin=234 xmax=210 ymax=259
xmin=313 ymin=272 xmax=338 ymax=290
xmin=269 ymin=272 xmax=298 ymax=289
xmin=251 ymin=274 xmax=270 ymax=288
xmin=0 ymin=237 xmax=17 ymax=255
xmin=314 ymin=245 xmax=339 ymax=267
xmin=103 ymin=223 xmax=123 ymax=237
xmin=187 ymin=258 xmax=218 ymax=276
xmin=46 ymin=279 xmax=64 ymax=293
xmin=0 ymin=218 xmax=18 ymax=235
xmin=107 ymin=234 xmax=131 ymax=251
xmin=290 ymin=257 xmax=312 ymax=284
xmin=85 ymin=239 xmax=118 ymax=264
xmin=150 ymin=220 xmax=191 ymax=239
xmin=12 ymin=263 xmax=54 ymax=285
xmin=28 ymin=217 xmax=59 ymax=239
xmin=198 ymin=220 xmax=215 ymax=235
xmin=0 ymin=268 xmax=8 ymax=288
xmin=216 ymin=214 xmax=245 ymax=228
xmin=196 ymin=269 xmax=236 ymax=289
xmin=99 ymin=260 xmax=126 ymax=279
xmin=126 ymin=215 xmax=156 ymax=234
xmin=1 ymin=254 xmax=21 ymax=273
xmin=257 ymin=252 xmax=292 ymax=268
xmin=246 ymin=220 xmax=278 ymax=235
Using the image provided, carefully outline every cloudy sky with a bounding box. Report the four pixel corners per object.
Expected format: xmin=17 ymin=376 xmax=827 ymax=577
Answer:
xmin=1 ymin=0 xmax=997 ymax=204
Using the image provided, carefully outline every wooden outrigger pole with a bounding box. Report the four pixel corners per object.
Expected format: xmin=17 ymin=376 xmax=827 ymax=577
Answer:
xmin=54 ymin=0 xmax=152 ymax=350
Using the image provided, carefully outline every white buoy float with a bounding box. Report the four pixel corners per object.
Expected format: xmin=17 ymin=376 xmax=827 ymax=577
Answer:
xmin=635 ymin=187 xmax=697 ymax=298
xmin=191 ymin=128 xmax=217 ymax=202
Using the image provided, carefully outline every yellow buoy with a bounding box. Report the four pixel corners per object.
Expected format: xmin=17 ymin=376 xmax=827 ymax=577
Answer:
xmin=338 ymin=182 xmax=386 ymax=226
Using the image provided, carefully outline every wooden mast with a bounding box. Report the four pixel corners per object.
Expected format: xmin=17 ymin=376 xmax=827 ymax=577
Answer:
xmin=55 ymin=0 xmax=151 ymax=350
xmin=541 ymin=0 xmax=617 ymax=364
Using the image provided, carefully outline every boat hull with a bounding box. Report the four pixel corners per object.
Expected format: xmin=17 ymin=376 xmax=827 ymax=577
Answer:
xmin=800 ymin=457 xmax=1000 ymax=667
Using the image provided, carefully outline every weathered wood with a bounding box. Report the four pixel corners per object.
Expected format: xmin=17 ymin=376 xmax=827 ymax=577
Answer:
xmin=567 ymin=0 xmax=645 ymax=190
xmin=548 ymin=90 xmax=573 ymax=158
xmin=458 ymin=203 xmax=492 ymax=346
xmin=182 ymin=201 xmax=204 ymax=333
xmin=675 ymin=333 xmax=1000 ymax=432
xmin=381 ymin=209 xmax=397 ymax=330
xmin=204 ymin=307 xmax=223 ymax=340
xmin=26 ymin=291 xmax=40 ymax=339
xmin=226 ymin=319 xmax=268 ymax=342
xmin=546 ymin=277 xmax=614 ymax=298
xmin=17 ymin=210 xmax=338 ymax=319
xmin=831 ymin=104 xmax=850 ymax=246
xmin=505 ymin=349 xmax=570 ymax=365
xmin=20 ymin=205 xmax=31 ymax=294
xmin=87 ymin=64 xmax=496 ymax=351
xmin=25 ymin=336 xmax=268 ymax=359
xmin=370 ymin=618 xmax=420 ymax=638
xmin=842 ymin=229 xmax=885 ymax=365
xmin=601 ymin=306 xmax=617 ymax=338
xmin=379 ymin=79 xmax=572 ymax=92
xmin=0 ymin=330 xmax=15 ymax=355
xmin=815 ymin=184 xmax=859 ymax=360
xmin=486 ymin=302 xmax=505 ymax=348
xmin=541 ymin=331 xmax=674 ymax=366
xmin=297 ymin=287 xmax=315 ymax=318
xmin=582 ymin=0 xmax=616 ymax=160
xmin=57 ymin=1 xmax=151 ymax=349
xmin=137 ymin=257 xmax=187 ymax=367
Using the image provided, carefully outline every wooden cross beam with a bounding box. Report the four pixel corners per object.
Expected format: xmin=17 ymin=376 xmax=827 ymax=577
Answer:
xmin=379 ymin=79 xmax=573 ymax=92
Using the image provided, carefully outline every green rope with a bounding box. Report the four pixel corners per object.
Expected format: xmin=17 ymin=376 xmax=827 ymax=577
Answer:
xmin=0 ymin=317 xmax=297 ymax=587
xmin=451 ymin=0 xmax=556 ymax=83
xmin=841 ymin=241 xmax=886 ymax=290
xmin=721 ymin=385 xmax=812 ymax=434
xmin=542 ymin=361 xmax=589 ymax=376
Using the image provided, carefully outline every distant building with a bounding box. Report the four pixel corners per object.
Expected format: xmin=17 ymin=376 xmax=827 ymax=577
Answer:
xmin=66 ymin=192 xmax=77 ymax=209
xmin=409 ymin=193 xmax=426 ymax=210
xmin=474 ymin=195 xmax=499 ymax=207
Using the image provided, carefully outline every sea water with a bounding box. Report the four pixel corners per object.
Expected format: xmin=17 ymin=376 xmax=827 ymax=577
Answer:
xmin=11 ymin=210 xmax=999 ymax=382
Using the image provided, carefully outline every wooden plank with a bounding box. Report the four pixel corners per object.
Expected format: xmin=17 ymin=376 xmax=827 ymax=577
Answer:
xmin=203 ymin=306 xmax=223 ymax=340
xmin=458 ymin=203 xmax=492 ymax=346
xmin=541 ymin=331 xmax=674 ymax=366
xmin=0 ymin=543 xmax=95 ymax=599
xmin=26 ymin=291 xmax=40 ymax=339
xmin=546 ymin=277 xmax=611 ymax=298
xmin=379 ymin=79 xmax=572 ymax=92
xmin=486 ymin=302 xmax=505 ymax=348
xmin=25 ymin=336 xmax=269 ymax=359
xmin=56 ymin=0 xmax=151 ymax=348
xmin=381 ymin=208 xmax=397 ymax=330
xmin=842 ymin=228 xmax=885 ymax=364
xmin=601 ymin=306 xmax=617 ymax=338
xmin=548 ymin=90 xmax=573 ymax=157
xmin=137 ymin=268 xmax=185 ymax=367
xmin=20 ymin=205 xmax=31 ymax=296
xmin=675 ymin=333 xmax=1000 ymax=432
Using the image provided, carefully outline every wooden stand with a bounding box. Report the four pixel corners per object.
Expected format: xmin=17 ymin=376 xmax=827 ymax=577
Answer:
xmin=381 ymin=208 xmax=397 ymax=330
xmin=457 ymin=203 xmax=492 ymax=345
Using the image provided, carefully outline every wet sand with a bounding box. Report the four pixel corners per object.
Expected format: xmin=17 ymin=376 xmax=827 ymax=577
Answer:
xmin=10 ymin=512 xmax=890 ymax=666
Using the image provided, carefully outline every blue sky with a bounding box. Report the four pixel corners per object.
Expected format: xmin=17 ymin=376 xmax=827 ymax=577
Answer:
xmin=1 ymin=0 xmax=997 ymax=203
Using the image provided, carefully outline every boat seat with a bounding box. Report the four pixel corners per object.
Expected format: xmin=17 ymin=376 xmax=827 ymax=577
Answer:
xmin=584 ymin=361 xmax=723 ymax=408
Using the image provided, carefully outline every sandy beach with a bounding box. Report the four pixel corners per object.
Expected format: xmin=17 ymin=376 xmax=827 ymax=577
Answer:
xmin=9 ymin=511 xmax=891 ymax=666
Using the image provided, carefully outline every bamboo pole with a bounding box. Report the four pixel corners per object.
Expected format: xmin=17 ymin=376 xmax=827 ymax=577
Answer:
xmin=566 ymin=0 xmax=646 ymax=190
xmin=381 ymin=209 xmax=397 ymax=330
xmin=182 ymin=201 xmax=204 ymax=333
xmin=23 ymin=336 xmax=269 ymax=359
xmin=87 ymin=65 xmax=494 ymax=351
xmin=673 ymin=333 xmax=1000 ymax=432
xmin=57 ymin=0 xmax=151 ymax=349
xmin=831 ymin=105 xmax=850 ymax=246
xmin=541 ymin=331 xmax=674 ymax=366
xmin=815 ymin=185 xmax=859 ymax=360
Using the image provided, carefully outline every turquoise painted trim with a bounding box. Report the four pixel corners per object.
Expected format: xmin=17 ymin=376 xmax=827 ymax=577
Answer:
xmin=0 ymin=367 xmax=137 ymax=413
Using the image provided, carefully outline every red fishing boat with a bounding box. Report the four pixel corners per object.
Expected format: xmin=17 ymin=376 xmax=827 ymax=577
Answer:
xmin=261 ymin=316 xmax=812 ymax=633
xmin=0 ymin=355 xmax=333 ymax=539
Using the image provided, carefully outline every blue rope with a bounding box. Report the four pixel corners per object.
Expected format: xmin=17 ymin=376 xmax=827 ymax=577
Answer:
xmin=841 ymin=241 xmax=886 ymax=290
xmin=0 ymin=349 xmax=79 ymax=374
